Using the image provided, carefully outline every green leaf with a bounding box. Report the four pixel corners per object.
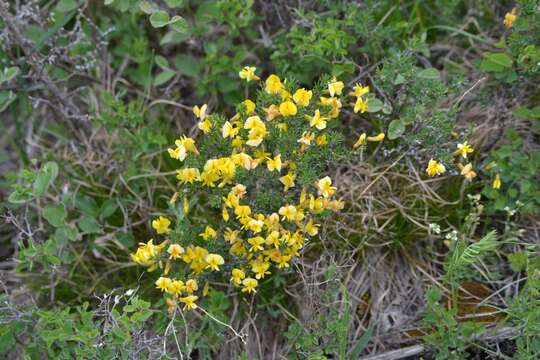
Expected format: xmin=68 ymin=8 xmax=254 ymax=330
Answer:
xmin=349 ymin=326 xmax=373 ymax=359
xmin=393 ymin=74 xmax=406 ymax=85
xmin=43 ymin=204 xmax=67 ymax=228
xmin=366 ymin=98 xmax=383 ymax=113
xmin=56 ymin=0 xmax=79 ymax=12
xmin=153 ymin=70 xmax=176 ymax=86
xmin=75 ymin=195 xmax=99 ymax=217
xmin=78 ymin=216 xmax=102 ymax=234
xmin=417 ymin=68 xmax=440 ymax=80
xmin=169 ymin=16 xmax=188 ymax=33
xmin=155 ymin=55 xmax=171 ymax=71
xmin=174 ymin=55 xmax=200 ymax=77
xmin=387 ymin=119 xmax=405 ymax=140
xmin=33 ymin=161 xmax=58 ymax=197
xmin=165 ymin=0 xmax=184 ymax=7
xmin=100 ymin=199 xmax=118 ymax=219
xmin=149 ymin=11 xmax=171 ymax=28
xmin=0 ymin=91 xmax=16 ymax=113
xmin=160 ymin=30 xmax=190 ymax=45
xmin=484 ymin=52 xmax=513 ymax=68
xmin=139 ymin=1 xmax=155 ymax=14
xmin=508 ymin=252 xmax=528 ymax=272
xmin=2 ymin=67 xmax=19 ymax=83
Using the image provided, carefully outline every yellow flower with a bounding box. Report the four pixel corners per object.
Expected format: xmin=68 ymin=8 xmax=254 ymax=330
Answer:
xmin=305 ymin=219 xmax=320 ymax=236
xmin=277 ymin=122 xmax=288 ymax=133
xmin=317 ymin=176 xmax=337 ymax=198
xmin=235 ymin=205 xmax=252 ymax=219
xmin=306 ymin=109 xmax=328 ymax=130
xmin=327 ymin=77 xmax=344 ymax=97
xmin=168 ymin=146 xmax=186 ymax=161
xmin=316 ymin=134 xmax=328 ymax=146
xmin=199 ymin=225 xmax=217 ymax=240
xmin=455 ymin=141 xmax=474 ymax=159
xmin=265 ymin=74 xmax=283 ymax=94
xmin=349 ymin=83 xmax=370 ymax=97
xmin=231 ymin=183 xmax=247 ymax=198
xmin=504 ymin=8 xmax=517 ymax=28
xmin=353 ymin=133 xmax=367 ymax=148
xmin=168 ymin=244 xmax=185 ymax=260
xmin=238 ymin=66 xmax=259 ymax=81
xmin=247 ymin=218 xmax=264 ymax=233
xmin=247 ymin=236 xmax=265 ymax=252
xmin=184 ymin=279 xmax=198 ymax=293
xmin=152 ymin=216 xmax=171 ymax=234
xmin=279 ymin=101 xmax=298 ymax=116
xmin=242 ymin=277 xmax=258 ymax=293
xmin=168 ymin=279 xmax=185 ymax=295
xmin=493 ymin=173 xmax=501 ymax=190
xmin=298 ymin=131 xmax=315 ymax=147
xmin=244 ymin=116 xmax=267 ymax=147
xmin=131 ymin=239 xmax=165 ymax=268
xmin=174 ymin=136 xmax=199 ymax=156
xmin=459 ymin=163 xmax=477 ymax=181
xmin=367 ymin=133 xmax=385 ymax=142
xmin=179 ymin=295 xmax=198 ymax=310
xmin=230 ymin=268 xmax=245 ymax=286
xmin=279 ymin=172 xmax=296 ymax=192
xmin=205 ymin=254 xmax=225 ymax=271
xmin=176 ymin=168 xmax=201 ymax=184
xmin=264 ymin=104 xmax=281 ymax=121
xmin=198 ymin=118 xmax=212 ymax=134
xmin=293 ymin=88 xmax=313 ymax=107
xmin=193 ymin=104 xmax=208 ymax=120
xmin=155 ymin=277 xmax=172 ymax=292
xmin=426 ymin=159 xmax=446 ymax=177
xmin=222 ymin=121 xmax=239 ymax=138
xmin=279 ymin=205 xmax=297 ymax=222
xmin=354 ymin=97 xmax=369 ymax=114
xmin=319 ymin=96 xmax=342 ymax=118
xmin=243 ymin=99 xmax=256 ymax=113
xmin=267 ymin=154 xmax=282 ymax=172
xmin=251 ymin=259 xmax=271 ymax=279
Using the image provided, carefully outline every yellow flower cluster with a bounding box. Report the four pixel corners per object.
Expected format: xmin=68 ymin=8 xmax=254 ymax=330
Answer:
xmin=131 ymin=70 xmax=390 ymax=312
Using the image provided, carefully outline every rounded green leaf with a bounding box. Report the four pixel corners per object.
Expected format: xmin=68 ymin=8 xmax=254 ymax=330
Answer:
xmin=149 ymin=11 xmax=170 ymax=28
xmin=387 ymin=119 xmax=405 ymax=140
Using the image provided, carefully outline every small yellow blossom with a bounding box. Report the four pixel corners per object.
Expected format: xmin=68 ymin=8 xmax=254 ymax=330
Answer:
xmin=184 ymin=279 xmax=198 ymax=293
xmin=222 ymin=121 xmax=239 ymax=138
xmin=156 ymin=277 xmax=172 ymax=292
xmin=168 ymin=280 xmax=185 ymax=295
xmin=367 ymin=133 xmax=385 ymax=142
xmin=264 ymin=104 xmax=281 ymax=121
xmin=460 ymin=163 xmax=477 ymax=181
xmin=198 ymin=118 xmax=212 ymax=134
xmin=350 ymin=83 xmax=370 ymax=97
xmin=176 ymin=168 xmax=201 ymax=184
xmin=244 ymin=116 xmax=267 ymax=147
xmin=353 ymin=133 xmax=367 ymax=148
xmin=293 ymin=88 xmax=313 ymax=107
xmin=504 ymin=8 xmax=517 ymax=28
xmin=242 ymin=277 xmax=258 ymax=293
xmin=316 ymin=134 xmax=328 ymax=146
xmin=279 ymin=101 xmax=298 ymax=116
xmin=298 ymin=131 xmax=315 ymax=147
xmin=354 ymin=97 xmax=369 ymax=114
xmin=279 ymin=172 xmax=296 ymax=192
xmin=152 ymin=216 xmax=171 ymax=235
xmin=305 ymin=219 xmax=320 ymax=236
xmin=193 ymin=104 xmax=208 ymax=120
xmin=251 ymin=259 xmax=271 ymax=279
xmin=279 ymin=205 xmax=298 ymax=222
xmin=199 ymin=225 xmax=217 ymax=240
xmin=247 ymin=236 xmax=265 ymax=252
xmin=179 ymin=295 xmax=198 ymax=310
xmin=243 ymin=99 xmax=256 ymax=113
xmin=493 ymin=173 xmax=501 ymax=190
xmin=230 ymin=268 xmax=245 ymax=286
xmin=426 ymin=159 xmax=446 ymax=177
xmin=205 ymin=254 xmax=225 ymax=271
xmin=455 ymin=141 xmax=474 ymax=159
xmin=265 ymin=74 xmax=283 ymax=94
xmin=239 ymin=66 xmax=260 ymax=81
xmin=267 ymin=154 xmax=282 ymax=172
xmin=327 ymin=77 xmax=344 ymax=97
xmin=306 ymin=109 xmax=328 ymax=130
xmin=168 ymin=244 xmax=185 ymax=260
xmin=317 ymin=176 xmax=337 ymax=198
